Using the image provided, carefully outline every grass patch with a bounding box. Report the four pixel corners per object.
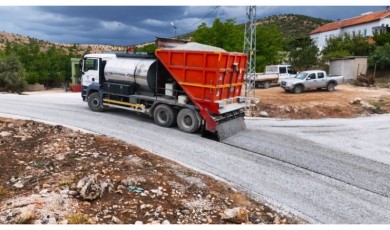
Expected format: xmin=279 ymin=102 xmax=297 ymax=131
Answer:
xmin=0 ymin=186 xmax=7 ymax=197
xmin=67 ymin=213 xmax=91 ymax=224
xmin=370 ymin=99 xmax=390 ymax=113
xmin=58 ymin=179 xmax=73 ymax=187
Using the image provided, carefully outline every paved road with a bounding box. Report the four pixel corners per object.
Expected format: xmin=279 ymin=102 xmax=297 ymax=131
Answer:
xmin=1 ymin=92 xmax=390 ymax=223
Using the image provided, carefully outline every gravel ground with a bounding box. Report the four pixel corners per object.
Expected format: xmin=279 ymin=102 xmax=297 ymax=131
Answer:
xmin=0 ymin=117 xmax=302 ymax=224
xmin=1 ymin=92 xmax=390 ymax=223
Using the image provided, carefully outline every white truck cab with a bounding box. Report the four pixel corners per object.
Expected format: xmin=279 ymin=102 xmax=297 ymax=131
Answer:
xmin=254 ymin=64 xmax=296 ymax=88
xmin=81 ymin=53 xmax=117 ymax=87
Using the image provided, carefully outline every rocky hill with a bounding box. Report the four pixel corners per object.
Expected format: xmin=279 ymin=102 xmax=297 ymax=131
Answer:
xmin=0 ymin=32 xmax=126 ymax=56
xmin=255 ymin=14 xmax=332 ymax=38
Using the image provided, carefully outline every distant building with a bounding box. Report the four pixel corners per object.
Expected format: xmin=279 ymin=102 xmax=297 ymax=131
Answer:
xmin=309 ymin=10 xmax=390 ymax=50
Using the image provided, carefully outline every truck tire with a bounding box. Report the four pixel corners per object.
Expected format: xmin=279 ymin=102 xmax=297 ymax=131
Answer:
xmin=153 ymin=104 xmax=176 ymax=127
xmin=177 ymin=108 xmax=199 ymax=133
xmin=293 ymin=85 xmax=303 ymax=94
xmin=327 ymin=83 xmax=335 ymax=92
xmin=263 ymin=81 xmax=270 ymax=89
xmin=88 ymin=92 xmax=104 ymax=112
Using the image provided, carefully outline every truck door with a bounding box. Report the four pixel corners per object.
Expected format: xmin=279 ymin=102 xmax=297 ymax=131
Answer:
xmin=317 ymin=72 xmax=326 ymax=87
xmin=277 ymin=66 xmax=288 ymax=83
xmin=305 ymin=73 xmax=317 ymax=89
xmin=81 ymin=58 xmax=100 ymax=87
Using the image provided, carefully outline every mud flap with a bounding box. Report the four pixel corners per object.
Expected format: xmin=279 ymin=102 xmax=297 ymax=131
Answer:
xmin=216 ymin=117 xmax=246 ymax=141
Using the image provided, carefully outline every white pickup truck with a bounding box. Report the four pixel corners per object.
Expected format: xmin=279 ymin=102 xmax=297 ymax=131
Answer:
xmin=254 ymin=65 xmax=296 ymax=88
xmin=280 ymin=70 xmax=344 ymax=94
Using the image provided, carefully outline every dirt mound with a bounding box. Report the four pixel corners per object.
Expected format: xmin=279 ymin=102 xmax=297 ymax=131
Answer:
xmin=0 ymin=118 xmax=304 ymax=224
xmin=253 ymin=84 xmax=390 ymax=119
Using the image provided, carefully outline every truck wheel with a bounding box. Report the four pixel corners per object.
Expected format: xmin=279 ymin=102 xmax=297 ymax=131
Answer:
xmin=293 ymin=85 xmax=303 ymax=94
xmin=327 ymin=83 xmax=335 ymax=92
xmin=177 ymin=108 xmax=199 ymax=133
xmin=263 ymin=81 xmax=270 ymax=89
xmin=153 ymin=104 xmax=176 ymax=127
xmin=88 ymin=92 xmax=104 ymax=112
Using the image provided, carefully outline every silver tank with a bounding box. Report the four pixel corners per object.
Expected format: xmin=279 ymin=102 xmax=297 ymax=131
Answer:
xmin=104 ymin=58 xmax=157 ymax=92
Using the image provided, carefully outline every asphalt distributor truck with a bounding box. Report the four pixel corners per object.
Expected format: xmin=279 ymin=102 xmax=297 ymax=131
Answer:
xmin=80 ymin=38 xmax=247 ymax=140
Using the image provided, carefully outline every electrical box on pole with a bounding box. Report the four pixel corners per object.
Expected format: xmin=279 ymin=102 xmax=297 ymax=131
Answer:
xmin=243 ymin=6 xmax=256 ymax=97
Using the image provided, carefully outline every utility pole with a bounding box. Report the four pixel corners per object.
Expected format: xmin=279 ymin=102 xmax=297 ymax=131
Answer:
xmin=243 ymin=6 xmax=256 ymax=97
xmin=171 ymin=22 xmax=177 ymax=37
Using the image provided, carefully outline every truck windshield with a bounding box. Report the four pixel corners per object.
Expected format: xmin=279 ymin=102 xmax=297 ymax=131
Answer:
xmin=295 ymin=72 xmax=308 ymax=80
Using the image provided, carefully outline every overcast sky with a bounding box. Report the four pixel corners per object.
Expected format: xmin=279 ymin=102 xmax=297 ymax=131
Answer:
xmin=0 ymin=5 xmax=387 ymax=45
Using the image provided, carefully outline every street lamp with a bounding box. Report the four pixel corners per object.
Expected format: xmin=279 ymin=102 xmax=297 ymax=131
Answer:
xmin=171 ymin=22 xmax=177 ymax=37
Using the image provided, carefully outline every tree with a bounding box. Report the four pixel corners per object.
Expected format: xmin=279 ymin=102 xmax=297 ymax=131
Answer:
xmin=0 ymin=54 xmax=26 ymax=93
xmin=373 ymin=32 xmax=390 ymax=46
xmin=136 ymin=44 xmax=156 ymax=53
xmin=192 ymin=18 xmax=244 ymax=52
xmin=368 ymin=43 xmax=390 ymax=70
xmin=322 ymin=34 xmax=372 ymax=61
xmin=256 ymin=25 xmax=285 ymax=72
xmin=287 ymin=36 xmax=319 ymax=71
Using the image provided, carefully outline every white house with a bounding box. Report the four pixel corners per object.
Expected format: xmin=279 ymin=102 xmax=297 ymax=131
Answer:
xmin=309 ymin=10 xmax=390 ymax=50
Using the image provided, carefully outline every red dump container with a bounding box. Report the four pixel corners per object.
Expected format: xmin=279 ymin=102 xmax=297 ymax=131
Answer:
xmin=156 ymin=48 xmax=247 ymax=132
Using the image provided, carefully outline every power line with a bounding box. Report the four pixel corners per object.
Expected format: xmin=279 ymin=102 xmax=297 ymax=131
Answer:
xmin=177 ymin=6 xmax=220 ymax=32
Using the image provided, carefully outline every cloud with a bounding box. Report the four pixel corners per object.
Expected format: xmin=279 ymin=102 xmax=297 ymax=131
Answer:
xmin=142 ymin=19 xmax=167 ymax=27
xmin=0 ymin=6 xmax=387 ymax=45
xmin=101 ymin=21 xmax=126 ymax=30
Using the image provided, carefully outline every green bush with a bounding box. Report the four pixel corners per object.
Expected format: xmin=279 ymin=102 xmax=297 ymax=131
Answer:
xmin=0 ymin=55 xmax=27 ymax=93
xmin=368 ymin=43 xmax=390 ymax=70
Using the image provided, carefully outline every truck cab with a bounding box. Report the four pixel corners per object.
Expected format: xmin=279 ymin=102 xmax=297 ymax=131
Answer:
xmin=254 ymin=64 xmax=296 ymax=88
xmin=265 ymin=65 xmax=296 ymax=83
xmin=80 ymin=53 xmax=117 ymax=100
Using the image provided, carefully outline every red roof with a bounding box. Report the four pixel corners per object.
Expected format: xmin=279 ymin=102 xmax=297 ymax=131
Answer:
xmin=309 ymin=10 xmax=390 ymax=35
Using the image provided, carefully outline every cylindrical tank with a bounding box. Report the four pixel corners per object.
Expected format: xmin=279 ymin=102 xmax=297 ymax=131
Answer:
xmin=104 ymin=58 xmax=172 ymax=93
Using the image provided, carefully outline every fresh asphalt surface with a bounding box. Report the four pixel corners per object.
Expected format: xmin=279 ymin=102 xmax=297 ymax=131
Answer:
xmin=1 ymin=92 xmax=390 ymax=224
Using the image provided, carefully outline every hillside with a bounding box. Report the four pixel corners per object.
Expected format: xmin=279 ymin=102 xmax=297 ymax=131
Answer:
xmin=0 ymin=14 xmax=331 ymax=54
xmin=255 ymin=14 xmax=332 ymax=38
xmin=0 ymin=32 xmax=126 ymax=56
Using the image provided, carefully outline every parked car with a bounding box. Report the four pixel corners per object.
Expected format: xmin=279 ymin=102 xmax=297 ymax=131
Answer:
xmin=280 ymin=70 xmax=344 ymax=94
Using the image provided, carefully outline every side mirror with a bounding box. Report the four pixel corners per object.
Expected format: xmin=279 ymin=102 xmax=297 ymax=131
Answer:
xmin=79 ymin=59 xmax=84 ymax=73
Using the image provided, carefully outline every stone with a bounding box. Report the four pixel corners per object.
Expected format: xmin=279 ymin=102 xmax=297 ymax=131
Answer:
xmin=47 ymin=217 xmax=57 ymax=224
xmin=259 ymin=111 xmax=269 ymax=117
xmin=361 ymin=101 xmax=376 ymax=110
xmin=82 ymin=201 xmax=91 ymax=207
xmin=221 ymin=207 xmax=249 ymax=223
xmin=13 ymin=181 xmax=24 ymax=189
xmin=68 ymin=190 xmax=78 ymax=196
xmin=135 ymin=221 xmax=143 ymax=224
xmin=162 ymin=220 xmax=170 ymax=224
xmin=111 ymin=216 xmax=122 ymax=224
xmin=0 ymin=131 xmax=12 ymax=137
xmin=350 ymin=97 xmax=362 ymax=105
xmin=117 ymin=185 xmax=126 ymax=190
xmin=59 ymin=219 xmax=68 ymax=224
xmin=43 ymin=183 xmax=51 ymax=189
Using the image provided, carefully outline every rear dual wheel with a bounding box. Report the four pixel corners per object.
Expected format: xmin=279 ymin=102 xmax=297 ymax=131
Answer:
xmin=153 ymin=104 xmax=176 ymax=127
xmin=153 ymin=105 xmax=200 ymax=134
xmin=177 ymin=108 xmax=199 ymax=134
